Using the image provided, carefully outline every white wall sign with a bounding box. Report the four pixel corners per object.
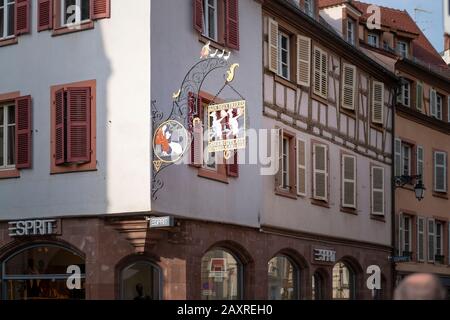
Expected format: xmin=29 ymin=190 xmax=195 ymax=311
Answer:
xmin=314 ymin=249 xmax=336 ymax=263
xmin=149 ymin=216 xmax=175 ymax=229
xmin=8 ymin=219 xmax=57 ymax=237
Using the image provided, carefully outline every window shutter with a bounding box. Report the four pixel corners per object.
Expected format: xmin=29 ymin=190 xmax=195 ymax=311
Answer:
xmin=417 ymin=146 xmax=424 ymax=182
xmin=268 ymin=18 xmax=278 ymax=73
xmin=225 ymin=0 xmax=239 ymax=50
xmin=190 ymin=93 xmax=203 ymax=167
xmin=296 ymin=35 xmax=311 ymax=87
xmin=193 ymin=0 xmax=203 ymax=33
xmin=313 ymin=48 xmax=321 ymax=97
xmin=398 ymin=213 xmax=404 ymax=255
xmin=342 ymin=154 xmax=356 ymax=208
xmin=430 ymin=89 xmax=437 ymax=117
xmin=394 ymin=138 xmax=402 ymax=177
xmin=428 ymin=218 xmax=435 ymax=262
xmin=227 ymin=151 xmax=239 ymax=177
xmin=38 ymin=0 xmax=53 ymax=31
xmin=15 ymin=96 xmax=32 ymax=169
xmin=416 ymin=82 xmax=423 ymax=111
xmin=434 ymin=151 xmax=447 ymax=192
xmin=313 ymin=144 xmax=327 ymax=201
xmin=372 ymin=81 xmax=384 ymax=124
xmin=275 ymin=127 xmax=283 ymax=189
xmin=296 ymin=138 xmax=306 ymax=196
xmin=15 ymin=0 xmax=31 ymax=35
xmin=417 ymin=217 xmax=425 ymax=262
xmin=371 ymin=166 xmax=384 ymax=215
xmin=67 ymin=87 xmax=91 ymax=163
xmin=320 ymin=50 xmax=328 ymax=98
xmin=91 ymin=0 xmax=111 ymax=20
xmin=55 ymin=89 xmax=66 ymax=165
xmin=341 ymin=64 xmax=356 ymax=110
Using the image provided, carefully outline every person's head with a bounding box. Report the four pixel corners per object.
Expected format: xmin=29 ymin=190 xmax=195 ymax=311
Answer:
xmin=394 ymin=273 xmax=447 ymax=300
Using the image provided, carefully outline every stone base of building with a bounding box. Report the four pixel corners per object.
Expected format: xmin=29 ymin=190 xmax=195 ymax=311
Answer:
xmin=0 ymin=215 xmax=392 ymax=300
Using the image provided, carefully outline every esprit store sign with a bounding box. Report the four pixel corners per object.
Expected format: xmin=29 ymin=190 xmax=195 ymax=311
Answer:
xmin=8 ymin=219 xmax=58 ymax=237
xmin=313 ymin=248 xmax=336 ymax=263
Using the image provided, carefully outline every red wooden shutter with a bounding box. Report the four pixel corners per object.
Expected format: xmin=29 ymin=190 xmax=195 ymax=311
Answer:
xmin=15 ymin=96 xmax=32 ymax=169
xmin=227 ymin=151 xmax=239 ymax=177
xmin=67 ymin=87 xmax=91 ymax=163
xmin=225 ymin=0 xmax=239 ymax=50
xmin=38 ymin=0 xmax=53 ymax=31
xmin=55 ymin=89 xmax=66 ymax=165
xmin=91 ymin=0 xmax=111 ymax=20
xmin=193 ymin=0 xmax=203 ymax=33
xmin=15 ymin=0 xmax=31 ymax=35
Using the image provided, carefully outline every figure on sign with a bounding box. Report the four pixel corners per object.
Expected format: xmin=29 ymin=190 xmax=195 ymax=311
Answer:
xmin=153 ymin=120 xmax=189 ymax=163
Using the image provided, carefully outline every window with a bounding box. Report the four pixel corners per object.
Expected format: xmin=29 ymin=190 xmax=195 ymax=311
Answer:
xmin=1 ymin=244 xmax=85 ymax=300
xmin=402 ymin=144 xmax=411 ymax=176
xmin=372 ymin=81 xmax=384 ymax=124
xmin=435 ymin=222 xmax=444 ymax=262
xmin=346 ymin=18 xmax=355 ymax=45
xmin=332 ymin=262 xmax=355 ymax=300
xmin=417 ymin=216 xmax=425 ymax=262
xmin=276 ymin=129 xmax=295 ymax=196
xmin=0 ymin=95 xmax=31 ymax=172
xmin=367 ymin=33 xmax=379 ymax=47
xmin=278 ymin=32 xmax=290 ymax=80
xmin=313 ymin=143 xmax=328 ymax=201
xmin=428 ymin=218 xmax=435 ymax=262
xmin=371 ymin=166 xmax=384 ymax=215
xmin=50 ymin=80 xmax=96 ymax=174
xmin=296 ymin=138 xmax=306 ymax=196
xmin=397 ymin=40 xmax=409 ymax=58
xmin=416 ymin=82 xmax=423 ymax=111
xmin=194 ymin=0 xmax=239 ymax=50
xmin=434 ymin=151 xmax=447 ymax=193
xmin=398 ymin=81 xmax=410 ymax=107
xmin=312 ymin=272 xmax=325 ymax=300
xmin=342 ymin=154 xmax=356 ymax=209
xmin=436 ymin=94 xmax=443 ymax=120
xmin=61 ymin=0 xmax=91 ymax=26
xmin=304 ymin=0 xmax=315 ymax=18
xmin=282 ymin=136 xmax=289 ymax=189
xmin=268 ymin=255 xmax=298 ymax=300
xmin=417 ymin=146 xmax=424 ymax=182
xmin=313 ymin=47 xmax=328 ymax=99
xmin=0 ymin=0 xmax=15 ymax=39
xmin=120 ymin=261 xmax=161 ymax=300
xmin=203 ymin=0 xmax=218 ymax=41
xmin=399 ymin=214 xmax=412 ymax=256
xmin=204 ymin=100 xmax=218 ymax=171
xmin=0 ymin=103 xmax=15 ymax=169
xmin=201 ymin=249 xmax=242 ymax=300
xmin=341 ymin=63 xmax=356 ymax=110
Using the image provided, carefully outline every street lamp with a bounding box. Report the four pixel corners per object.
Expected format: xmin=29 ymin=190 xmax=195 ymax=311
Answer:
xmin=394 ymin=174 xmax=425 ymax=201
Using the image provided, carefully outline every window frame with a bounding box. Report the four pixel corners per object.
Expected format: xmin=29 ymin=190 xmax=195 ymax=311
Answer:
xmin=0 ymin=103 xmax=16 ymax=170
xmin=417 ymin=216 xmax=425 ymax=262
xmin=401 ymin=143 xmax=412 ymax=177
xmin=304 ymin=0 xmax=315 ymax=18
xmin=60 ymin=0 xmax=91 ymax=28
xmin=435 ymin=221 xmax=444 ymax=258
xmin=401 ymin=215 xmax=412 ymax=255
xmin=428 ymin=218 xmax=436 ymax=262
xmin=281 ymin=135 xmax=290 ymax=190
xmin=436 ymin=94 xmax=443 ymax=120
xmin=367 ymin=33 xmax=379 ymax=48
xmin=397 ymin=40 xmax=409 ymax=58
xmin=398 ymin=81 xmax=410 ymax=107
xmin=433 ymin=150 xmax=447 ymax=193
xmin=202 ymin=0 xmax=219 ymax=42
xmin=0 ymin=0 xmax=15 ymax=40
xmin=370 ymin=165 xmax=385 ymax=216
xmin=346 ymin=18 xmax=355 ymax=45
xmin=278 ymin=31 xmax=290 ymax=80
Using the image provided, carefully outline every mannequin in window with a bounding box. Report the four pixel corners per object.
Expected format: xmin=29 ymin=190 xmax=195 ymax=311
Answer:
xmin=134 ymin=283 xmax=151 ymax=300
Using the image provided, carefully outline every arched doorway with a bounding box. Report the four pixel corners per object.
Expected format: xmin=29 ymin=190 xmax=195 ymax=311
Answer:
xmin=1 ymin=244 xmax=85 ymax=300
xmin=119 ymin=260 xmax=161 ymax=300
xmin=267 ymin=255 xmax=299 ymax=300
xmin=332 ymin=262 xmax=356 ymax=300
xmin=201 ymin=248 xmax=243 ymax=300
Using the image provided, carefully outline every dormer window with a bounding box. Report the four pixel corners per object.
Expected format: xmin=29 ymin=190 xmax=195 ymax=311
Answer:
xmin=397 ymin=40 xmax=409 ymax=58
xmin=346 ymin=18 xmax=355 ymax=45
xmin=368 ymin=33 xmax=379 ymax=48
xmin=304 ymin=0 xmax=315 ymax=18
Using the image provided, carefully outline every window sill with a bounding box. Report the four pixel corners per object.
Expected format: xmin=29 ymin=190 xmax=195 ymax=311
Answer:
xmin=275 ymin=187 xmax=297 ymax=200
xmin=274 ymin=74 xmax=297 ymax=91
xmin=341 ymin=207 xmax=357 ymax=215
xmin=370 ymin=123 xmax=384 ymax=132
xmin=340 ymin=107 xmax=356 ymax=119
xmin=52 ymin=21 xmax=94 ymax=37
xmin=311 ymin=93 xmax=328 ymax=106
xmin=51 ymin=163 xmax=97 ymax=175
xmin=198 ymin=35 xmax=227 ymax=52
xmin=0 ymin=169 xmax=20 ymax=180
xmin=0 ymin=37 xmax=18 ymax=47
xmin=432 ymin=192 xmax=448 ymax=200
xmin=198 ymin=167 xmax=229 ymax=184
xmin=370 ymin=214 xmax=386 ymax=222
xmin=311 ymin=199 xmax=330 ymax=208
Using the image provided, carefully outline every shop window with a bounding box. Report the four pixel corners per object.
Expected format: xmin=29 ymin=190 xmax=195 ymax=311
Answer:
xmin=312 ymin=271 xmax=325 ymax=300
xmin=1 ymin=244 xmax=85 ymax=300
xmin=120 ymin=261 xmax=161 ymax=300
xmin=267 ymin=255 xmax=298 ymax=300
xmin=201 ymin=248 xmax=242 ymax=300
xmin=332 ymin=262 xmax=355 ymax=300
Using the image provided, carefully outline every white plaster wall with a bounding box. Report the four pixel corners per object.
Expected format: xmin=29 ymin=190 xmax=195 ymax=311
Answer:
xmin=320 ymin=6 xmax=344 ymax=37
xmin=0 ymin=0 xmax=151 ymax=220
xmin=151 ymin=0 xmax=263 ymax=227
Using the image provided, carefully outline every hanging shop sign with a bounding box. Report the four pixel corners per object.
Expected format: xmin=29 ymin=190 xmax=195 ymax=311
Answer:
xmin=8 ymin=219 xmax=60 ymax=237
xmin=207 ymin=100 xmax=246 ymax=154
xmin=153 ymin=120 xmax=189 ymax=170
xmin=313 ymin=248 xmax=336 ymax=263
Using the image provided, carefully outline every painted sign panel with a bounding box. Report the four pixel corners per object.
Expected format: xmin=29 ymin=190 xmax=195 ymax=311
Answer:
xmin=153 ymin=120 xmax=189 ymax=164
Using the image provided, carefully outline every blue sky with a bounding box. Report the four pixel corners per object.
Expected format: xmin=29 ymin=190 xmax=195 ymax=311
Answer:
xmin=365 ymin=0 xmax=445 ymax=52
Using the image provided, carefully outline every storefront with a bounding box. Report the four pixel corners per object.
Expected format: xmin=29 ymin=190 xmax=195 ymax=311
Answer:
xmin=0 ymin=216 xmax=392 ymax=300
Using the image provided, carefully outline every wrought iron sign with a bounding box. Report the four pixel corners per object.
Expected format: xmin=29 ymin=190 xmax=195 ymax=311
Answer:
xmin=151 ymin=42 xmax=246 ymax=199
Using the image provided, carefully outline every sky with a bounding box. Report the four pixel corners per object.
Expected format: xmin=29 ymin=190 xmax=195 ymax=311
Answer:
xmin=365 ymin=0 xmax=445 ymax=52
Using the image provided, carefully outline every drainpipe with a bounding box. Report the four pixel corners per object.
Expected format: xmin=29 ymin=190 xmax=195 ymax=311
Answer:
xmin=391 ymin=85 xmax=397 ymax=299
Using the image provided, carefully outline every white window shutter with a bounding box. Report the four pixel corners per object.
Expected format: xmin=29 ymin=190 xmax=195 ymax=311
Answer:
xmin=417 ymin=146 xmax=424 ymax=182
xmin=297 ymin=35 xmax=311 ymax=87
xmin=342 ymin=155 xmax=356 ymax=208
xmin=320 ymin=50 xmax=328 ymax=98
xmin=416 ymin=82 xmax=423 ymax=111
xmin=398 ymin=214 xmax=404 ymax=255
xmin=394 ymin=138 xmax=402 ymax=177
xmin=341 ymin=64 xmax=356 ymax=110
xmin=268 ymin=18 xmax=279 ymax=74
xmin=313 ymin=48 xmax=322 ymax=97
xmin=428 ymin=218 xmax=435 ymax=262
xmin=296 ymin=138 xmax=307 ymax=196
xmin=434 ymin=151 xmax=447 ymax=192
xmin=430 ymin=89 xmax=437 ymax=117
xmin=372 ymin=81 xmax=384 ymax=124
xmin=417 ymin=217 xmax=425 ymax=262
xmin=313 ymin=144 xmax=328 ymax=201
xmin=371 ymin=166 xmax=384 ymax=215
